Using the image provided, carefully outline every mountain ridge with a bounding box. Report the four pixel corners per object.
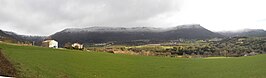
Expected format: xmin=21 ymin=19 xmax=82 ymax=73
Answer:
xmin=0 ymin=30 xmax=18 ymax=42
xmin=218 ymin=29 xmax=266 ymax=37
xmin=51 ymin=24 xmax=225 ymax=47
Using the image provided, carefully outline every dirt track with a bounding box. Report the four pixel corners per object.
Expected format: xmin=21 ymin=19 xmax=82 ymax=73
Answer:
xmin=0 ymin=48 xmax=17 ymax=77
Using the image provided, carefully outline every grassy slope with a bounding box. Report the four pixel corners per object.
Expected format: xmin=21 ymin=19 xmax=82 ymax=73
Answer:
xmin=1 ymin=43 xmax=266 ymax=78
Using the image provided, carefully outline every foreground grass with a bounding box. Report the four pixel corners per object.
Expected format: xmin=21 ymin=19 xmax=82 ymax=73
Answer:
xmin=0 ymin=43 xmax=266 ymax=78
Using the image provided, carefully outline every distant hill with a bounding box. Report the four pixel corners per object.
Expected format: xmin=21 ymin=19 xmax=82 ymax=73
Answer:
xmin=50 ymin=24 xmax=224 ymax=47
xmin=218 ymin=29 xmax=266 ymax=37
xmin=1 ymin=30 xmax=46 ymax=45
xmin=0 ymin=30 xmax=18 ymax=42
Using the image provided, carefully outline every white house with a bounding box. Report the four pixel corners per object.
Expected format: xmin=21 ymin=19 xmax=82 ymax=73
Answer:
xmin=42 ymin=40 xmax=58 ymax=48
xmin=72 ymin=43 xmax=84 ymax=49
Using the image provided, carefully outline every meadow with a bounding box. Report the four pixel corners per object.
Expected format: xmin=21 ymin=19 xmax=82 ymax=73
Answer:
xmin=0 ymin=43 xmax=266 ymax=78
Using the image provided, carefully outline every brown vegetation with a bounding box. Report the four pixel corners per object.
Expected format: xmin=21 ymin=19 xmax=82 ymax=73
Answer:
xmin=0 ymin=48 xmax=17 ymax=77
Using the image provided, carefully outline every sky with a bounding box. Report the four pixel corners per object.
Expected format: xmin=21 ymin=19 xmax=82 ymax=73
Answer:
xmin=0 ymin=0 xmax=266 ymax=36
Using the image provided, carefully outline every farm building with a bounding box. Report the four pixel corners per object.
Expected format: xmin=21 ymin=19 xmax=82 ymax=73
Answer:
xmin=72 ymin=43 xmax=84 ymax=49
xmin=42 ymin=40 xmax=58 ymax=48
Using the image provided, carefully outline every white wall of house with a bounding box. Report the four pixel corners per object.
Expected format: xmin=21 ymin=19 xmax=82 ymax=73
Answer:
xmin=48 ymin=40 xmax=58 ymax=48
xmin=0 ymin=76 xmax=13 ymax=78
xmin=43 ymin=40 xmax=58 ymax=48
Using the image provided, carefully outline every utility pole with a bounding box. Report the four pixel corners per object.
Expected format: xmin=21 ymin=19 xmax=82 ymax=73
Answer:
xmin=32 ymin=41 xmax=35 ymax=46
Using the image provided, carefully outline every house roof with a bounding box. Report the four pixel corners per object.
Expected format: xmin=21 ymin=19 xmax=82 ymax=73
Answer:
xmin=43 ymin=40 xmax=57 ymax=42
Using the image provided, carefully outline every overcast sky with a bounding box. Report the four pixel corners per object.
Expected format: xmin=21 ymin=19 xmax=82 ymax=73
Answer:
xmin=0 ymin=0 xmax=266 ymax=36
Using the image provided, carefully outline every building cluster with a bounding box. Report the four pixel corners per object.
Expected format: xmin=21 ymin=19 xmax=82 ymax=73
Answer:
xmin=42 ymin=39 xmax=84 ymax=50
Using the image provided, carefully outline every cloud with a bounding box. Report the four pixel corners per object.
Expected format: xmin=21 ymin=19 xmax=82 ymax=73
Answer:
xmin=0 ymin=0 xmax=183 ymax=36
xmin=159 ymin=0 xmax=266 ymax=32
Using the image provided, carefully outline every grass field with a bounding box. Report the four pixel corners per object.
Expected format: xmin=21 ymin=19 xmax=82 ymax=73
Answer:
xmin=1 ymin=43 xmax=266 ymax=78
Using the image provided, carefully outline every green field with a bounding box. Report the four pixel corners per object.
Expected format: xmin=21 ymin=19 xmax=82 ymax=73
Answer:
xmin=1 ymin=43 xmax=266 ymax=78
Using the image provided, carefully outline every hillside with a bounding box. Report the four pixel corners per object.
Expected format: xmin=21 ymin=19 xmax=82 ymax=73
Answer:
xmin=1 ymin=43 xmax=266 ymax=78
xmin=3 ymin=30 xmax=47 ymax=45
xmin=51 ymin=24 xmax=224 ymax=47
xmin=218 ymin=29 xmax=266 ymax=37
xmin=0 ymin=30 xmax=18 ymax=43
